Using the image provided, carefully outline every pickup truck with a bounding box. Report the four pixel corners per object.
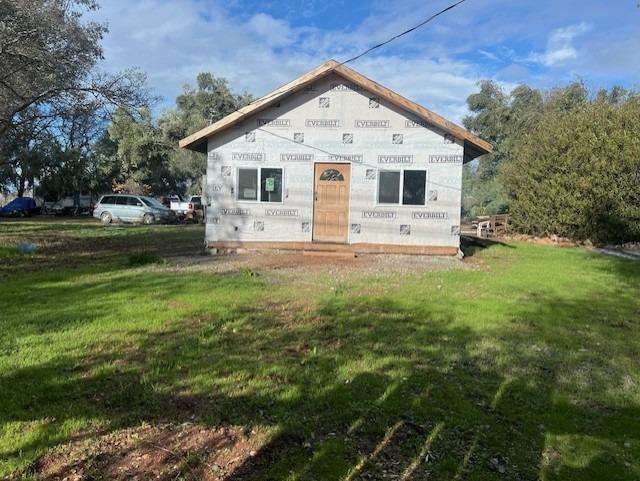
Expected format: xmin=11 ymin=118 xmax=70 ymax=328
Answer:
xmin=170 ymin=195 xmax=203 ymax=221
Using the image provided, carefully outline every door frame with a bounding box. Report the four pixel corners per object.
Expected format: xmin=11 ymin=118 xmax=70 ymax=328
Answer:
xmin=311 ymin=162 xmax=352 ymax=244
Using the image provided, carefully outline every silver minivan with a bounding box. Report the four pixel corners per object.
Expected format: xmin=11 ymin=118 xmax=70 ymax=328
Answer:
xmin=94 ymin=194 xmax=177 ymax=224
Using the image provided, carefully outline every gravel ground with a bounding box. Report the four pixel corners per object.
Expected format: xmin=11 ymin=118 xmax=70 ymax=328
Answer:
xmin=168 ymin=250 xmax=468 ymax=279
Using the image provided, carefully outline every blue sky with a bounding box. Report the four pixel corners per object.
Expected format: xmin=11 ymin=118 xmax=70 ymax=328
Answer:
xmin=92 ymin=0 xmax=640 ymax=123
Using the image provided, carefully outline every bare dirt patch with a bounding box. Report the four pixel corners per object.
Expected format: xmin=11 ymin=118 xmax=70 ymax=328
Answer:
xmin=21 ymin=423 xmax=269 ymax=481
xmin=170 ymin=250 xmax=467 ymax=278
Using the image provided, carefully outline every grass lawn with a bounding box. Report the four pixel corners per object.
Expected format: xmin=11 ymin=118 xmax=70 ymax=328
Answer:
xmin=1 ymin=218 xmax=639 ymax=480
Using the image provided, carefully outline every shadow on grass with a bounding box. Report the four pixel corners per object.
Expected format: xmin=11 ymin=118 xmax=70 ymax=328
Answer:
xmin=460 ymin=235 xmax=516 ymax=258
xmin=590 ymin=249 xmax=640 ymax=290
xmin=3 ymin=273 xmax=639 ymax=480
xmin=0 ymin=222 xmax=204 ymax=279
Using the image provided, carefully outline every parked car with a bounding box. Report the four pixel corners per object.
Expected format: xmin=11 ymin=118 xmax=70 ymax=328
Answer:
xmin=161 ymin=195 xmax=182 ymax=208
xmin=41 ymin=194 xmax=97 ymax=216
xmin=170 ymin=195 xmax=203 ymax=221
xmin=0 ymin=197 xmax=39 ymax=217
xmin=93 ymin=194 xmax=177 ymax=225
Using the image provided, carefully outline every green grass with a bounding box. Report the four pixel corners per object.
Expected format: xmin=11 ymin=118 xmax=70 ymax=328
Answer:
xmin=1 ymin=218 xmax=639 ymax=480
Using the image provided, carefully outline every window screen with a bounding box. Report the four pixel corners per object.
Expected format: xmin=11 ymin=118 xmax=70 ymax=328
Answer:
xmin=260 ymin=168 xmax=283 ymax=202
xmin=378 ymin=171 xmax=401 ymax=204
xmin=238 ymin=169 xmax=258 ymax=201
xmin=402 ymin=170 xmax=426 ymax=205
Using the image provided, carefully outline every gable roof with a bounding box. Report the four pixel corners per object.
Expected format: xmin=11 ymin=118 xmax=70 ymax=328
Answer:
xmin=179 ymin=60 xmax=493 ymax=158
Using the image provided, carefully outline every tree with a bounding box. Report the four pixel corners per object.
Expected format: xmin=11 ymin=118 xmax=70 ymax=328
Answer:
xmin=545 ymin=81 xmax=588 ymax=113
xmin=0 ymin=110 xmax=55 ymax=196
xmin=0 ymin=0 xmax=150 ymax=141
xmin=501 ymin=92 xmax=640 ymax=243
xmin=461 ymin=81 xmax=512 ymax=218
xmin=462 ymin=81 xmax=588 ymax=220
xmin=35 ymin=108 xmax=118 ymax=201
xmin=0 ymin=0 xmax=151 ymax=199
xmin=158 ymin=73 xmax=253 ymax=194
xmin=108 ymin=107 xmax=174 ymax=195
xmin=463 ymin=81 xmax=510 ymax=180
xmin=106 ymin=72 xmax=254 ymax=197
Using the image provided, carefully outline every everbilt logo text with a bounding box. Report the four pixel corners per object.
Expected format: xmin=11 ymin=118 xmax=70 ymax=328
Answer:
xmin=232 ymin=153 xmax=264 ymax=161
xmin=378 ymin=155 xmax=414 ymax=164
xmin=429 ymin=154 xmax=463 ymax=163
xmin=355 ymin=120 xmax=389 ymax=128
xmin=257 ymin=119 xmax=291 ymax=127
xmin=305 ymin=119 xmax=340 ymax=127
xmin=281 ymin=153 xmax=314 ymax=161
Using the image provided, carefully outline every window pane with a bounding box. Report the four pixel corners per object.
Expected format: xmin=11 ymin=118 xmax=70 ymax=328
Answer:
xmin=319 ymin=169 xmax=344 ymax=181
xmin=116 ymin=196 xmax=129 ymax=205
xmin=127 ymin=196 xmax=142 ymax=206
xmin=101 ymin=196 xmax=114 ymax=205
xmin=261 ymin=168 xmax=283 ymax=202
xmin=378 ymin=171 xmax=400 ymax=204
xmin=403 ymin=170 xmax=426 ymax=205
xmin=238 ymin=169 xmax=258 ymax=200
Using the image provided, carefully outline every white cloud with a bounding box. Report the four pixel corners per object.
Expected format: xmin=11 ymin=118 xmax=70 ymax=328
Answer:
xmin=90 ymin=1 xmax=314 ymax=101
xmin=478 ymin=49 xmax=499 ymax=62
xmin=89 ymin=0 xmax=484 ymax=124
xmin=351 ymin=56 xmax=482 ymax=122
xmin=245 ymin=13 xmax=294 ymax=47
xmin=528 ymin=22 xmax=591 ymax=67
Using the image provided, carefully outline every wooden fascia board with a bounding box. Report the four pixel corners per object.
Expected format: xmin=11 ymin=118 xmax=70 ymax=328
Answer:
xmin=333 ymin=64 xmax=493 ymax=154
xmin=179 ymin=60 xmax=339 ymax=150
xmin=179 ymin=59 xmax=493 ymax=155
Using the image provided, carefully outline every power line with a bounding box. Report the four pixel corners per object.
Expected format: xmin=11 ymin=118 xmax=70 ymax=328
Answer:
xmin=256 ymin=126 xmax=462 ymax=192
xmin=338 ymin=0 xmax=468 ymax=65
xmin=226 ymin=0 xmax=470 ymax=119
xmin=206 ymin=1 xmax=472 ymax=193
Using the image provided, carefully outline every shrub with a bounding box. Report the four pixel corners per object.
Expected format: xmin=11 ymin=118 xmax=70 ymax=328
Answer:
xmin=501 ymin=97 xmax=640 ymax=244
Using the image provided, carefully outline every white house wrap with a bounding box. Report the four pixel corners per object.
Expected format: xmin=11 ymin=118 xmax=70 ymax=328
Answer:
xmin=180 ymin=60 xmax=492 ymax=255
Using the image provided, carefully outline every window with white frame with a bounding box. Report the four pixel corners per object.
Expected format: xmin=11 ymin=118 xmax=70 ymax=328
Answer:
xmin=377 ymin=169 xmax=426 ymax=205
xmin=238 ymin=169 xmax=258 ymax=201
xmin=237 ymin=167 xmax=283 ymax=202
xmin=378 ymin=171 xmax=401 ymax=204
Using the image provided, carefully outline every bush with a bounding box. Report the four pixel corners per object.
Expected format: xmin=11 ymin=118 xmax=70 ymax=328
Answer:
xmin=501 ymin=97 xmax=640 ymax=244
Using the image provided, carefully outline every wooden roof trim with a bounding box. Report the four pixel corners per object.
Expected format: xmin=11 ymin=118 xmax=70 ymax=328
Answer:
xmin=179 ymin=59 xmax=493 ymax=155
xmin=179 ymin=60 xmax=339 ymax=150
xmin=333 ymin=64 xmax=492 ymax=153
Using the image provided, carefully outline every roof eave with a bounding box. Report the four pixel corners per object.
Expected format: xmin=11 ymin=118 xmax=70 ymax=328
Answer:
xmin=179 ymin=59 xmax=494 ymax=155
xmin=332 ymin=64 xmax=493 ymax=155
xmin=179 ymin=60 xmax=339 ymax=152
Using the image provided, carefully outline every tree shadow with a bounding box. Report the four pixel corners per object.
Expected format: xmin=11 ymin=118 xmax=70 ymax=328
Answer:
xmin=460 ymin=235 xmax=515 ymax=258
xmin=588 ymin=249 xmax=640 ymax=291
xmin=0 ymin=222 xmax=204 ymax=278
xmin=239 ymin=291 xmax=639 ymax=479
xmin=2 ymin=261 xmax=640 ymax=480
